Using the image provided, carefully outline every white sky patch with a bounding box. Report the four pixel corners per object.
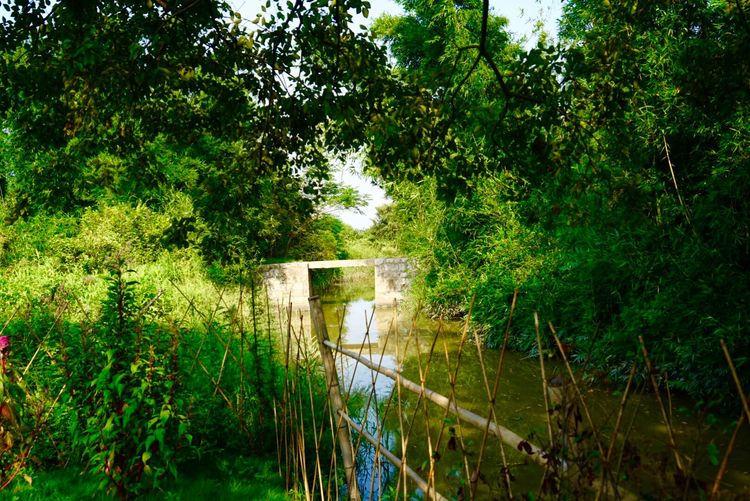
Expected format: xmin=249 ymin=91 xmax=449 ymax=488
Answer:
xmin=328 ymin=151 xmax=388 ymax=230
xmin=227 ymin=0 xmax=562 ymax=230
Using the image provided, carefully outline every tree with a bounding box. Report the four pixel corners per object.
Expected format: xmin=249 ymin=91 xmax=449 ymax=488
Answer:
xmin=0 ymin=0 xmax=388 ymax=263
xmin=369 ymin=0 xmax=750 ymax=407
xmin=366 ymin=0 xmax=565 ymax=194
xmin=551 ymin=0 xmax=750 ymax=401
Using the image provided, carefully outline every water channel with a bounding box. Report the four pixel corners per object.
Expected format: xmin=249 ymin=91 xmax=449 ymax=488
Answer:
xmin=315 ymin=273 xmax=750 ymax=499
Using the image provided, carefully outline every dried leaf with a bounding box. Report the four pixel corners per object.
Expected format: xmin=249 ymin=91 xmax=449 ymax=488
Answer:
xmin=517 ymin=439 xmax=534 ymax=455
xmin=447 ymin=435 xmax=456 ymax=451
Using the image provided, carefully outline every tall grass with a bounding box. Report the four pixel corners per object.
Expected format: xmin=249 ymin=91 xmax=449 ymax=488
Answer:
xmin=0 ymin=202 xmax=307 ymax=498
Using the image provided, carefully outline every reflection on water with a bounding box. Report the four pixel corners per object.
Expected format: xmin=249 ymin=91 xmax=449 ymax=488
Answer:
xmin=322 ymin=296 xmax=400 ymax=499
xmin=325 ymin=298 xmax=399 ymax=398
xmin=319 ymin=280 xmax=750 ymax=500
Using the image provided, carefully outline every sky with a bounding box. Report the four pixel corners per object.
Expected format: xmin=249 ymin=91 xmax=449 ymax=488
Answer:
xmin=228 ymin=0 xmax=563 ymax=229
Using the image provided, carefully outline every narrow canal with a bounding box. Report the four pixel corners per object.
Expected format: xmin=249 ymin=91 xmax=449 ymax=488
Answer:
xmin=315 ymin=272 xmax=750 ymax=499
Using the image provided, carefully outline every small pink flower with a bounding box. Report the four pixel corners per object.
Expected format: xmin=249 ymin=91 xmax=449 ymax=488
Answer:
xmin=0 ymin=337 xmax=9 ymax=352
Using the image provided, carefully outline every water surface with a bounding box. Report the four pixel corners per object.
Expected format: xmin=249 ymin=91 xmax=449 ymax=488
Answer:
xmin=318 ymin=278 xmax=750 ymax=499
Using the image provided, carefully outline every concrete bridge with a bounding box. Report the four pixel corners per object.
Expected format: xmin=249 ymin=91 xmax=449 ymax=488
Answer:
xmin=261 ymin=258 xmax=413 ymax=311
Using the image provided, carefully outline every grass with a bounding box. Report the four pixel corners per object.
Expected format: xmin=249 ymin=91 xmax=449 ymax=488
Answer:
xmin=1 ymin=456 xmax=292 ymax=500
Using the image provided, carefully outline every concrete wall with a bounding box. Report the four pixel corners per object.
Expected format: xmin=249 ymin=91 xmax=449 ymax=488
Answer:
xmin=260 ymin=258 xmax=413 ymax=312
xmin=260 ymin=262 xmax=312 ymax=313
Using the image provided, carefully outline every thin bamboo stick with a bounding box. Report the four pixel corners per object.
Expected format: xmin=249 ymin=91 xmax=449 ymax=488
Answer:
xmin=470 ymin=312 xmax=513 ymax=500
xmin=283 ymin=301 xmax=293 ymax=488
xmin=265 ymin=284 xmax=278 ymax=403
xmin=409 ymin=319 xmax=441 ymax=500
xmin=720 ymin=339 xmax=750 ymax=424
xmin=550 ymin=322 xmax=606 ymax=460
xmin=23 ymin=301 xmax=68 ymax=375
xmin=298 ymin=318 xmax=327 ymax=501
xmin=612 ymin=381 xmax=645 ymax=496
xmin=438 ymin=329 xmax=472 ymax=490
xmin=212 ymin=330 xmax=232 ymax=398
xmin=238 ymin=281 xmax=246 ymax=417
xmin=368 ymin=313 xmax=399 ymax=501
xmin=596 ymin=362 xmax=637 ymax=501
xmin=393 ymin=304 xmax=409 ymax=501
xmin=535 ymin=313 xmax=554 ymax=447
xmin=710 ymin=412 xmax=745 ymax=499
xmin=434 ymin=297 xmax=475 ymax=493
xmin=0 ymin=305 xmax=19 ymax=335
xmin=638 ymin=335 xmax=684 ymax=472
xmin=534 ymin=313 xmax=556 ymax=499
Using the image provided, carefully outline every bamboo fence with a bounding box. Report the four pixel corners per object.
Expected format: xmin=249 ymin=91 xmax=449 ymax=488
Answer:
xmin=271 ymin=292 xmax=750 ymax=500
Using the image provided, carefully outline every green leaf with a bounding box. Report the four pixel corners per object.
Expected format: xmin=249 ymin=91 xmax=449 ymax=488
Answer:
xmin=707 ymin=442 xmax=720 ymax=467
xmin=155 ymin=428 xmax=166 ymax=448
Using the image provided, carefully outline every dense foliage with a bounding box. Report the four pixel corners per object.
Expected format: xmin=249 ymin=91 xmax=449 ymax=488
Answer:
xmin=0 ymin=256 xmax=284 ymax=497
xmin=0 ymin=0 xmax=377 ymax=264
xmin=0 ymin=1 xmax=379 ymax=495
xmin=367 ymin=0 xmax=749 ymax=409
xmin=0 ymin=0 xmax=749 ymax=495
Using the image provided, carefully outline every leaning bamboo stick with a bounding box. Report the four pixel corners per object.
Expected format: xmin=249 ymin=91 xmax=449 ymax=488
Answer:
xmin=597 ymin=362 xmax=637 ymax=501
xmin=438 ymin=329 xmax=473 ymax=490
xmin=471 ymin=313 xmax=513 ymax=500
xmin=339 ymin=411 xmax=450 ymax=501
xmin=0 ymin=305 xmax=19 ymax=335
xmin=309 ymin=296 xmax=361 ymax=501
xmin=212 ymin=330 xmax=232 ymax=398
xmin=535 ymin=313 xmax=554 ymax=447
xmin=434 ymin=297 xmax=475 ymax=492
xmin=550 ymin=322 xmax=606 ymax=461
xmin=638 ymin=335 xmax=684 ymax=472
xmin=298 ymin=319 xmax=327 ymax=501
xmin=720 ymin=339 xmax=750 ymax=424
xmin=710 ymin=412 xmax=745 ymax=499
xmin=324 ymin=339 xmax=549 ymax=466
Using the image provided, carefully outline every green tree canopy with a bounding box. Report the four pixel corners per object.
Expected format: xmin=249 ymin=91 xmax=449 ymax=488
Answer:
xmin=368 ymin=0 xmax=750 ymax=408
xmin=365 ymin=0 xmax=565 ymax=194
xmin=0 ymin=0 xmax=387 ymax=262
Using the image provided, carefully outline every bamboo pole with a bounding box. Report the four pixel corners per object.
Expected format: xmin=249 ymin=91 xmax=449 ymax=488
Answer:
xmin=720 ymin=339 xmax=750 ymax=424
xmin=309 ymin=296 xmax=361 ymax=501
xmin=327 ymin=337 xmax=638 ymax=501
xmin=534 ymin=313 xmax=554 ymax=447
xmin=597 ymin=362 xmax=637 ymax=501
xmin=471 ymin=313 xmax=513 ymax=500
xmin=549 ymin=322 xmax=606 ymax=460
xmin=710 ymin=412 xmax=745 ymax=499
xmin=638 ymin=335 xmax=684 ymax=472
xmin=324 ymin=339 xmax=549 ymax=467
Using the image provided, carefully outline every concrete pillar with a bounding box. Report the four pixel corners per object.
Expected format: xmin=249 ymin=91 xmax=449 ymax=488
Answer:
xmin=261 ymin=262 xmax=311 ymax=312
xmin=374 ymin=258 xmax=412 ymax=307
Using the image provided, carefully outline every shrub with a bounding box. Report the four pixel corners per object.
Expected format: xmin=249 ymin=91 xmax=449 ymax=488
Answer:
xmin=63 ymin=266 xmax=190 ymax=498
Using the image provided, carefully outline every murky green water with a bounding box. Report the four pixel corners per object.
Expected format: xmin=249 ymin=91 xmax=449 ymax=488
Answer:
xmin=318 ymin=277 xmax=750 ymax=499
